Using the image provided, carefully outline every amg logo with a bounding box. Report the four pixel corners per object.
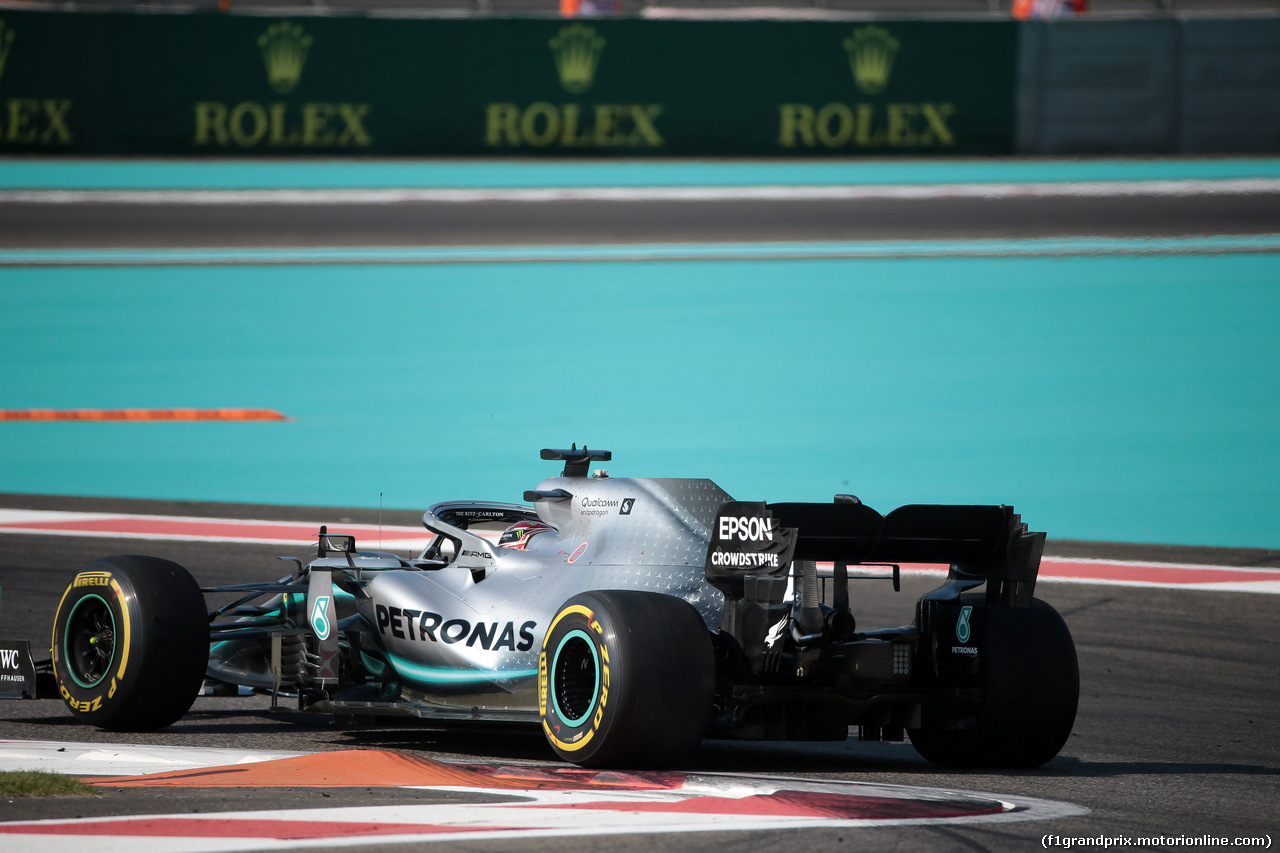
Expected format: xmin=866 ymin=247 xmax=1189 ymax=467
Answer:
xmin=0 ymin=648 xmax=19 ymax=669
xmin=375 ymin=604 xmax=536 ymax=652
xmin=460 ymin=550 xmax=494 ymax=560
xmin=718 ymin=516 xmax=774 ymax=542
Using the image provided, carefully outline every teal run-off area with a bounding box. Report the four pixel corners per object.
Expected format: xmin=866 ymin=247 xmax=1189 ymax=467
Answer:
xmin=5 ymin=157 xmax=1280 ymax=189
xmin=1 ymin=160 xmax=1278 ymax=550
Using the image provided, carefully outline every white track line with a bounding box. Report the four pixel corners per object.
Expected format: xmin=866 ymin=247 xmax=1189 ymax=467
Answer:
xmin=0 ymin=740 xmax=303 ymax=777
xmin=0 ymin=509 xmax=434 ymax=550
xmin=4 ymin=179 xmax=1280 ymax=205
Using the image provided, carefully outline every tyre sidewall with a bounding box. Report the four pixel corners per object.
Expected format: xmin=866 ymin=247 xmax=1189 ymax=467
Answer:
xmin=909 ymin=596 xmax=1079 ymax=768
xmin=978 ymin=598 xmax=1079 ymax=766
xmin=539 ymin=590 xmax=713 ymax=767
xmin=539 ymin=596 xmax=617 ymax=762
xmin=52 ymin=572 xmax=133 ymax=720
xmin=52 ymin=555 xmax=208 ymax=730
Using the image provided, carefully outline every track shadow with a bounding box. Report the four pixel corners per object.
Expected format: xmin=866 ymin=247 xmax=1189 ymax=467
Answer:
xmin=1049 ymin=759 xmax=1279 ymax=778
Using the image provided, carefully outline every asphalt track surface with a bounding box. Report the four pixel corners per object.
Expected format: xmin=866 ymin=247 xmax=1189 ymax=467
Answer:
xmin=1 ymin=169 xmax=1278 ymax=850
xmin=5 ymin=192 xmax=1280 ymax=248
xmin=1 ymin=496 xmax=1278 ymax=852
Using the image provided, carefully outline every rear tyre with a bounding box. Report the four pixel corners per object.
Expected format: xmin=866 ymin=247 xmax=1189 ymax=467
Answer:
xmin=909 ymin=598 xmax=1078 ymax=768
xmin=540 ymin=590 xmax=714 ymax=768
xmin=52 ymin=555 xmax=209 ymax=731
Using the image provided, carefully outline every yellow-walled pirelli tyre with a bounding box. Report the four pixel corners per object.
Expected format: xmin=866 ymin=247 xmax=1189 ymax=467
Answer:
xmin=51 ymin=555 xmax=209 ymax=731
xmin=539 ymin=590 xmax=714 ymax=768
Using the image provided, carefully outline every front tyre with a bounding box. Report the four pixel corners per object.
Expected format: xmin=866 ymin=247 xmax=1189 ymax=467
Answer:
xmin=52 ymin=555 xmax=209 ymax=731
xmin=539 ymin=590 xmax=714 ymax=768
xmin=909 ymin=597 xmax=1079 ymax=768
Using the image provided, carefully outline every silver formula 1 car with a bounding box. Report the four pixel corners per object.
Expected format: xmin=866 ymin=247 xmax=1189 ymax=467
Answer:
xmin=17 ymin=446 xmax=1079 ymax=768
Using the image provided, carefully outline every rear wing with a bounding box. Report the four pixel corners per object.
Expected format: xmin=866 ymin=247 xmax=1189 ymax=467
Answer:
xmin=709 ymin=500 xmax=1044 ymax=607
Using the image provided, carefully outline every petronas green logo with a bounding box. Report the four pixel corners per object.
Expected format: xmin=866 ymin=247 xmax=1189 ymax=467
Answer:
xmin=310 ymin=595 xmax=332 ymax=641
xmin=956 ymin=605 xmax=973 ymax=644
xmin=258 ymin=22 xmax=312 ymax=94
xmin=0 ymin=20 xmax=15 ymax=85
xmin=843 ymin=25 xmax=899 ymax=95
xmin=549 ymin=24 xmax=605 ymax=95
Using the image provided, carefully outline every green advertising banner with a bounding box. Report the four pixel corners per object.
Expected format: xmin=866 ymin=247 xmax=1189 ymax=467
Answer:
xmin=0 ymin=11 xmax=1017 ymax=156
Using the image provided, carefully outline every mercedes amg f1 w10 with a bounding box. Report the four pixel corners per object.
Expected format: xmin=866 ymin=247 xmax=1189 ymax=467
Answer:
xmin=5 ymin=446 xmax=1079 ymax=768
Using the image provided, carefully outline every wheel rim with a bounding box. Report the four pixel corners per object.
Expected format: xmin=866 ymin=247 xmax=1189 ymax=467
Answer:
xmin=64 ymin=594 xmax=116 ymax=689
xmin=551 ymin=629 xmax=599 ymax=727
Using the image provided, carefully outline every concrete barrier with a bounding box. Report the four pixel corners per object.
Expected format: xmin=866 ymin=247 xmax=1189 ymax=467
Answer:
xmin=0 ymin=8 xmax=1275 ymax=156
xmin=1017 ymin=19 xmax=1179 ymax=154
xmin=1017 ymin=16 xmax=1280 ymax=154
xmin=0 ymin=11 xmax=1016 ymax=156
xmin=1179 ymin=17 xmax=1280 ymax=153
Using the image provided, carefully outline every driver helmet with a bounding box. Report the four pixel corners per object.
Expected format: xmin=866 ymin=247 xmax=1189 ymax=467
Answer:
xmin=498 ymin=520 xmax=555 ymax=551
